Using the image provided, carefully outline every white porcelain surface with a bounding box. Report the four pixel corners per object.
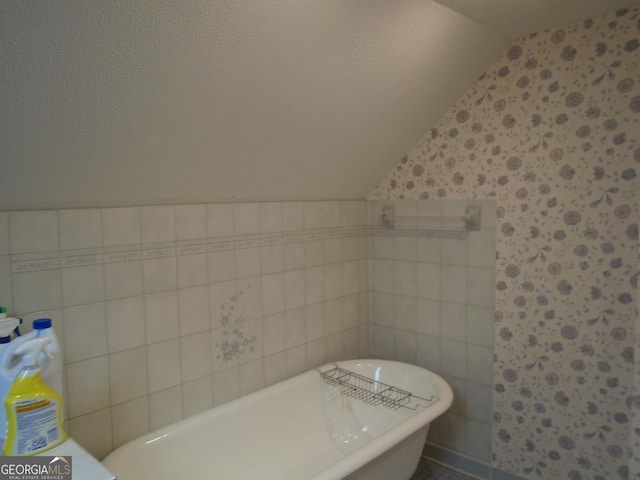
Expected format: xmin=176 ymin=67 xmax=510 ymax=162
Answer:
xmin=103 ymin=359 xmax=453 ymax=480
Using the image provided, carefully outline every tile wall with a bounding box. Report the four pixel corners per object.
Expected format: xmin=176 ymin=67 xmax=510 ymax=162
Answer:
xmin=0 ymin=201 xmax=368 ymax=458
xmin=368 ymin=199 xmax=496 ymax=466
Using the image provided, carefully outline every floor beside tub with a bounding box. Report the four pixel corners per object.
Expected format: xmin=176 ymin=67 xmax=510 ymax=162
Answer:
xmin=411 ymin=458 xmax=478 ymax=480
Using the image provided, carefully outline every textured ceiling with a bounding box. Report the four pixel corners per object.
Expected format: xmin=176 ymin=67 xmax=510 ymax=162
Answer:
xmin=1 ymin=1 xmax=637 ymax=209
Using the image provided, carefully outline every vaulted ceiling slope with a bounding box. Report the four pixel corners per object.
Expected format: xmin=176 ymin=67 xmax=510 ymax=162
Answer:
xmin=0 ymin=1 xmax=636 ymax=209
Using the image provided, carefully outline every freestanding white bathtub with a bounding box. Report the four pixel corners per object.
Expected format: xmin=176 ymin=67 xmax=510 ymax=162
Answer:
xmin=102 ymin=359 xmax=453 ymax=480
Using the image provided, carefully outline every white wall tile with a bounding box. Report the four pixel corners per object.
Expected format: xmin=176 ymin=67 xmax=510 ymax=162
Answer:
xmin=239 ymin=359 xmax=265 ymax=396
xmin=13 ymin=269 xmax=62 ymax=313
xmin=66 ymin=356 xmax=110 ymax=417
xmin=105 ymin=296 xmax=146 ymax=353
xmin=104 ymin=261 xmax=143 ymax=300
xmin=323 ymin=238 xmax=342 ymax=264
xmin=182 ymin=375 xmax=213 ymax=417
xmin=416 ymin=334 xmax=441 ymax=371
xmin=441 ymin=237 xmax=467 ymax=266
xmin=263 ymin=312 xmax=286 ymax=355
xmin=207 ymin=250 xmax=236 ymax=283
xmin=467 ymin=229 xmax=496 ymax=268
xmin=416 ymin=237 xmax=442 ymax=263
xmin=0 ymin=255 xmax=12 ymax=313
xmin=259 ymin=203 xmax=283 ymax=233
xmin=235 ymin=247 xmax=261 ymax=278
xmin=149 ymin=385 xmax=183 ymax=431
xmin=102 ymin=207 xmax=141 ymax=247
xmin=143 ymin=256 xmax=177 ymax=294
xmin=322 ymin=201 xmax=342 ymax=228
xmin=304 ymin=267 xmax=324 ymax=305
xmin=144 ymin=291 xmax=179 ymax=344
xmin=307 ymin=338 xmax=326 ymax=367
xmin=372 ymin=236 xmax=394 ymax=260
xmin=262 ymin=273 xmax=284 ymax=315
xmin=285 ymin=307 xmax=306 ymax=348
xmin=305 ymin=303 xmax=325 ymax=342
xmin=286 ymin=344 xmax=308 ymax=376
xmin=324 ymin=299 xmax=342 ymax=335
xmin=147 ymin=339 xmax=182 ymax=393
xmin=177 ymin=253 xmax=208 ymax=288
xmin=261 ymin=244 xmax=284 ymax=274
xmin=394 ymin=236 xmax=417 ymax=261
xmin=175 ymin=204 xmax=206 ymax=241
xmin=304 ymin=240 xmax=324 ymax=267
xmin=61 ymin=264 xmax=105 ymax=307
xmin=440 ymin=265 xmax=466 ymax=304
xmin=179 ymin=285 xmax=210 ymax=335
xmin=0 ymin=212 xmax=9 ymax=255
xmin=323 ymin=263 xmax=342 ymax=300
xmin=416 ymin=298 xmax=440 ymax=336
xmin=371 ymin=259 xmax=394 ymax=293
xmin=467 ymin=266 xmax=495 ymax=308
xmin=467 ymin=305 xmax=494 ymax=347
xmin=281 ymin=203 xmax=304 ymax=231
xmin=109 ymin=347 xmax=148 ymax=404
xmin=283 ymin=243 xmax=305 ymax=270
xmin=303 ymin=202 xmax=324 ymax=230
xmin=394 ymin=295 xmax=417 ymax=331
xmin=141 ymin=205 xmax=176 ymax=244
xmin=264 ymin=352 xmax=287 ymax=386
xmin=440 ymin=338 xmax=467 ymax=378
xmin=341 ymin=201 xmax=365 ymax=227
xmin=394 ymin=261 xmax=417 ymax=297
xmin=466 ymin=344 xmax=493 ymax=385
xmin=417 ymin=263 xmax=441 ymax=300
xmin=9 ymin=210 xmax=59 ymax=254
xmin=440 ymin=302 xmax=466 ymax=341
xmin=212 ymin=367 xmax=240 ymax=406
xmin=59 ymin=209 xmax=103 ymax=250
xmin=209 ymin=280 xmax=236 ymax=329
xmin=233 ymin=203 xmax=260 ymax=235
xmin=465 ymin=381 xmax=493 ymax=423
xmin=68 ymin=408 xmax=113 ymax=460
xmin=342 ymin=294 xmax=359 ymax=330
xmin=206 ymin=204 xmax=234 ymax=238
xmin=464 ymin=419 xmax=492 ymax=462
xmin=180 ymin=331 xmax=212 ymax=382
xmin=284 ymin=269 xmax=305 ymax=310
xmin=394 ymin=329 xmax=417 ymax=364
xmin=63 ymin=303 xmax=108 ymax=362
xmin=341 ymin=261 xmax=359 ymax=297
xmin=371 ymin=292 xmax=394 ymax=328
xmin=111 ymin=397 xmax=149 ymax=449
xmin=236 ymin=277 xmax=262 ymax=321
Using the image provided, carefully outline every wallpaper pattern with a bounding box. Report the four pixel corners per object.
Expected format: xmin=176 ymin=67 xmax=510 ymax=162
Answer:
xmin=370 ymin=7 xmax=639 ymax=479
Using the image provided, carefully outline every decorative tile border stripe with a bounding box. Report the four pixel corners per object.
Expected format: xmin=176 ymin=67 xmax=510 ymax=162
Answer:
xmin=11 ymin=226 xmax=367 ymax=273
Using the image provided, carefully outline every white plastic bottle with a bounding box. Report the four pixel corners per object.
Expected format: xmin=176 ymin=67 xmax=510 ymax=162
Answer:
xmin=0 ymin=316 xmax=23 ymax=445
xmin=32 ymin=318 xmax=64 ymax=405
xmin=3 ymin=337 xmax=67 ymax=455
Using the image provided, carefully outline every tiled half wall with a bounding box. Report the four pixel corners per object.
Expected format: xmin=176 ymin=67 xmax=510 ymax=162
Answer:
xmin=0 ymin=201 xmax=369 ymax=458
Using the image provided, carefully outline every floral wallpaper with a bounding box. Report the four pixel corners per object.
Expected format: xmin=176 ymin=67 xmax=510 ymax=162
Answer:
xmin=370 ymin=6 xmax=639 ymax=480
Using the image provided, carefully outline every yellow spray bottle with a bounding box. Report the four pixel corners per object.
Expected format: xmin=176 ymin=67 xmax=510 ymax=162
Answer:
xmin=3 ymin=337 xmax=67 ymax=455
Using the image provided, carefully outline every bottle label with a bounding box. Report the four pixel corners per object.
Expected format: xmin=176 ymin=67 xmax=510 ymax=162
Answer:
xmin=12 ymin=398 xmax=60 ymax=455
